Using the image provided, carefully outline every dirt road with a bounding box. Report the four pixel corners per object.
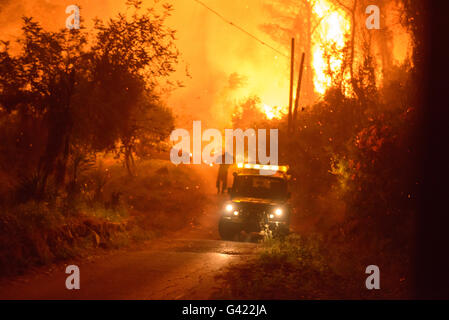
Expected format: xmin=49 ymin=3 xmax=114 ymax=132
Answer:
xmin=0 ymin=188 xmax=260 ymax=299
xmin=0 ymin=239 xmax=258 ymax=299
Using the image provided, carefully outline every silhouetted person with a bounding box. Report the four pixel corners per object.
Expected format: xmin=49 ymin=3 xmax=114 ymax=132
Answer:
xmin=215 ymin=152 xmax=233 ymax=194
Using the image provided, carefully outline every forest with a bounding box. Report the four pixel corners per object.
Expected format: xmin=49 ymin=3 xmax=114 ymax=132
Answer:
xmin=0 ymin=0 xmax=443 ymax=299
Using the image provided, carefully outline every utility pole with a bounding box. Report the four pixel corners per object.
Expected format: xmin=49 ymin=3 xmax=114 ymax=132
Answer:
xmin=293 ymin=52 xmax=305 ymax=125
xmin=287 ymin=38 xmax=295 ymax=135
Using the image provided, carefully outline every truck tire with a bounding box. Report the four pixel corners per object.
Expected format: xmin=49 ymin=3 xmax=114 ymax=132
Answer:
xmin=273 ymin=225 xmax=290 ymax=239
xmin=218 ymin=218 xmax=238 ymax=240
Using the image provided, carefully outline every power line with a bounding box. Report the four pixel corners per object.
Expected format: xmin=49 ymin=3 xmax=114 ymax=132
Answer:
xmin=191 ymin=0 xmax=289 ymax=59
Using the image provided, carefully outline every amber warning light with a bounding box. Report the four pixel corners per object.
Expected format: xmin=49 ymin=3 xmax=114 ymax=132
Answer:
xmin=236 ymin=163 xmax=288 ymax=173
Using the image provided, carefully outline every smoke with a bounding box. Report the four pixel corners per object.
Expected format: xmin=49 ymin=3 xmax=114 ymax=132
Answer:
xmin=0 ymin=0 xmax=414 ymax=132
xmin=165 ymin=0 xmax=291 ymax=130
xmin=0 ymin=0 xmax=291 ymax=130
xmin=0 ymin=1 xmax=116 ymax=32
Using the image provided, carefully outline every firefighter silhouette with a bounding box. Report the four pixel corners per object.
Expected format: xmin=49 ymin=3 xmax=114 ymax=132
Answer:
xmin=215 ymin=152 xmax=234 ymax=194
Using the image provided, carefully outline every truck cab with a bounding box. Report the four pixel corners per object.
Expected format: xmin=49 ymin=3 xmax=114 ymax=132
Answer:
xmin=218 ymin=163 xmax=291 ymax=241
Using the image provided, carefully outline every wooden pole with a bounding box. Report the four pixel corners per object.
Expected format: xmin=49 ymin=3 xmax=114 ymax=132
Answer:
xmin=293 ymin=52 xmax=305 ymax=125
xmin=287 ymin=38 xmax=295 ymax=134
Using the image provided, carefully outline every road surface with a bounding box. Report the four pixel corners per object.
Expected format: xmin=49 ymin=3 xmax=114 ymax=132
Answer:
xmin=0 ymin=192 xmax=260 ymax=300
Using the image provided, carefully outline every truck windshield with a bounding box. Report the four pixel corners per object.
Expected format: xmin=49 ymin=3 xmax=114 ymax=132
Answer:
xmin=232 ymin=175 xmax=287 ymax=200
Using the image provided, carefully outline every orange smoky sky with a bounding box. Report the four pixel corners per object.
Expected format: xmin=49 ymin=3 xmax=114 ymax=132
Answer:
xmin=0 ymin=0 xmax=413 ymax=130
xmin=165 ymin=0 xmax=291 ymax=129
xmin=0 ymin=0 xmax=291 ymax=130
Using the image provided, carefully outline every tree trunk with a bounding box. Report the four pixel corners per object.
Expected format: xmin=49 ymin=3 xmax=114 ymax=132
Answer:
xmin=347 ymin=0 xmax=366 ymax=104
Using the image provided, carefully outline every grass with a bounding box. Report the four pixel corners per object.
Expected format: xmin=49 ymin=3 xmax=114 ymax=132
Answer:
xmin=214 ymin=233 xmax=361 ymax=299
xmin=0 ymin=158 xmax=207 ymax=278
xmin=214 ymin=227 xmax=413 ymax=299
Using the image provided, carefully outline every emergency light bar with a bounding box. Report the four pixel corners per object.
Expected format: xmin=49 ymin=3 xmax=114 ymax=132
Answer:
xmin=236 ymin=163 xmax=288 ymax=173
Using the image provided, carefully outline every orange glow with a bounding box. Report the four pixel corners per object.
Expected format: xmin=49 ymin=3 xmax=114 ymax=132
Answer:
xmin=263 ymin=104 xmax=284 ymax=120
xmin=0 ymin=0 xmax=413 ymax=123
xmin=311 ymin=0 xmax=351 ymax=95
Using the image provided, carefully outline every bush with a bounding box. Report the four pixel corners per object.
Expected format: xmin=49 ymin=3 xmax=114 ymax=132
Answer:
xmin=0 ymin=158 xmax=207 ymax=278
xmin=215 ymin=234 xmax=350 ymax=299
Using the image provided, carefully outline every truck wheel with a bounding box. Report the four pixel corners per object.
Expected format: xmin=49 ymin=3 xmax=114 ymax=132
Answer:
xmin=273 ymin=225 xmax=290 ymax=239
xmin=219 ymin=218 xmax=237 ymax=240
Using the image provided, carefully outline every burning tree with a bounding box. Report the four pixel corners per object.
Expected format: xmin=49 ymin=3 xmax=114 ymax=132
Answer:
xmin=260 ymin=0 xmax=412 ymax=104
xmin=0 ymin=1 xmax=178 ymax=201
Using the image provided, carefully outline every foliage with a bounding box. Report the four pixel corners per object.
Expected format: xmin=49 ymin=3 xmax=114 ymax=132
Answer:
xmin=0 ymin=159 xmax=207 ymax=277
xmin=0 ymin=1 xmax=178 ymax=201
xmin=215 ymin=234 xmax=351 ymax=299
xmin=224 ymin=26 xmax=418 ymax=298
xmin=0 ymin=1 xmax=186 ymax=277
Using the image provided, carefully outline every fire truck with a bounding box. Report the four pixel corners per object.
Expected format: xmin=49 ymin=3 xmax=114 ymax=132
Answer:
xmin=218 ymin=163 xmax=291 ymax=240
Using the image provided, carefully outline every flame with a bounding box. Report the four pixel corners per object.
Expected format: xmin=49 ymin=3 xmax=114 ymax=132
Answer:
xmin=165 ymin=0 xmax=353 ymax=123
xmin=311 ymin=0 xmax=351 ymax=95
xmin=260 ymin=0 xmax=352 ymax=118
xmin=263 ymin=104 xmax=284 ymax=120
xmin=168 ymin=0 xmax=411 ymax=121
xmin=0 ymin=0 xmax=413 ymax=125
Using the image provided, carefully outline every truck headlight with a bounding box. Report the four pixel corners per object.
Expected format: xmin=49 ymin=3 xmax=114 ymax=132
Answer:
xmin=225 ymin=204 xmax=233 ymax=212
xmin=275 ymin=208 xmax=283 ymax=216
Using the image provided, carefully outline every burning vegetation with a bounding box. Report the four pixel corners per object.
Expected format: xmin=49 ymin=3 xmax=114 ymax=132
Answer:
xmin=0 ymin=0 xmax=429 ymax=299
